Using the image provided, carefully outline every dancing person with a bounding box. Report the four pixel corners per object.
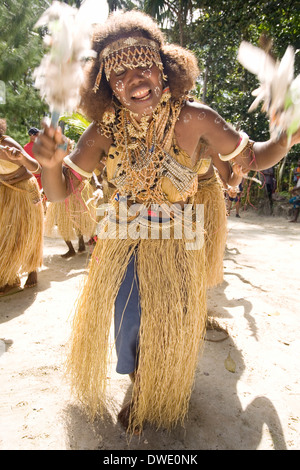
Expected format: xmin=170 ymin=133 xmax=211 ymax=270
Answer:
xmin=0 ymin=119 xmax=43 ymax=296
xmin=33 ymin=10 xmax=300 ymax=434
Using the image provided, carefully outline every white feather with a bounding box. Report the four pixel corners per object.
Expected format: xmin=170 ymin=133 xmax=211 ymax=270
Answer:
xmin=238 ymin=41 xmax=275 ymax=82
xmin=33 ymin=0 xmax=109 ymax=123
xmin=79 ymin=0 xmax=109 ymax=25
xmin=238 ymin=41 xmax=300 ymax=141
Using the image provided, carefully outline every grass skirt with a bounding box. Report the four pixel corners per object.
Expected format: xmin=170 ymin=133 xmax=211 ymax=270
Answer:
xmin=0 ymin=177 xmax=43 ymax=286
xmin=67 ymin=217 xmax=207 ymax=432
xmin=194 ymin=173 xmax=227 ymax=287
xmin=45 ymin=182 xmax=97 ymax=240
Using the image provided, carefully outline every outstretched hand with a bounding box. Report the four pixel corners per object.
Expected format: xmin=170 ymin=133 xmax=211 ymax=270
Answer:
xmin=32 ymin=119 xmax=68 ymax=169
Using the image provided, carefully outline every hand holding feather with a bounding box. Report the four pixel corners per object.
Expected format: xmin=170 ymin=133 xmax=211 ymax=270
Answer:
xmin=238 ymin=41 xmax=300 ymax=144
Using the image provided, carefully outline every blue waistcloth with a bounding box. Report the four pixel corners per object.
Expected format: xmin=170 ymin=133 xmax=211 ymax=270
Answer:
xmin=114 ymin=254 xmax=141 ymax=374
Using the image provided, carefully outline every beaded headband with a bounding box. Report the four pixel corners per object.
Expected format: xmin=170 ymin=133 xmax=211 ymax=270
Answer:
xmin=93 ymin=37 xmax=166 ymax=93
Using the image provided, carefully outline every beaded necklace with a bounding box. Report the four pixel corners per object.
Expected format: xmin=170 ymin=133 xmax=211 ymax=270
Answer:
xmin=98 ymin=91 xmax=198 ymax=205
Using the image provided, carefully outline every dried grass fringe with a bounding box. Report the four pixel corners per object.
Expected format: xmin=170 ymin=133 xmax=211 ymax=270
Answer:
xmin=0 ymin=177 xmax=43 ymax=286
xmin=67 ymin=231 xmax=207 ymax=432
xmin=45 ymin=181 xmax=97 ymax=240
xmin=195 ymin=173 xmax=227 ymax=287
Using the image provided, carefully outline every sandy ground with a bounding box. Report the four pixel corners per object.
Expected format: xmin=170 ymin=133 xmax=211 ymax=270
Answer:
xmin=0 ymin=210 xmax=299 ymax=451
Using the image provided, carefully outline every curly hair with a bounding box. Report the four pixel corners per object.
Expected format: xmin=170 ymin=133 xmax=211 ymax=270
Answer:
xmin=0 ymin=118 xmax=7 ymax=137
xmin=79 ymin=10 xmax=200 ymax=123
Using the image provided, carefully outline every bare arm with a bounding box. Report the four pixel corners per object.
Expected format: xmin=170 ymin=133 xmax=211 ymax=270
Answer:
xmin=212 ymin=153 xmax=243 ymax=188
xmin=250 ymin=133 xmax=299 ymax=170
xmin=32 ymin=125 xmax=70 ymax=201
xmin=180 ymin=102 xmax=300 ymax=173
xmin=0 ymin=136 xmax=41 ymax=173
xmin=33 ymin=122 xmax=110 ymax=201
xmin=204 ymin=108 xmax=300 ymax=172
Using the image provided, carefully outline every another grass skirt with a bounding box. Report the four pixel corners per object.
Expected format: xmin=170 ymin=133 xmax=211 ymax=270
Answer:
xmin=67 ymin=218 xmax=207 ymax=432
xmin=194 ymin=173 xmax=227 ymax=287
xmin=45 ymin=182 xmax=97 ymax=241
xmin=0 ymin=177 xmax=43 ymax=286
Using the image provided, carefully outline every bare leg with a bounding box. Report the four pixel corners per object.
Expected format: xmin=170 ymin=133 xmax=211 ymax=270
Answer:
xmin=61 ymin=240 xmax=76 ymax=258
xmin=129 ymin=372 xmax=136 ymax=383
xmin=290 ymin=208 xmax=300 ymax=222
xmin=226 ymin=199 xmax=232 ymax=215
xmin=24 ymin=271 xmax=37 ymax=288
xmin=117 ymin=371 xmax=141 ymax=434
xmin=78 ymin=234 xmax=86 ymax=253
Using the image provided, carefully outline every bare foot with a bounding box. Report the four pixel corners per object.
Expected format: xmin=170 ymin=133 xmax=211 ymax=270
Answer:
xmin=61 ymin=249 xmax=76 ymax=258
xmin=117 ymin=402 xmax=141 ymax=435
xmin=24 ymin=271 xmax=38 ymax=288
xmin=0 ymin=279 xmax=22 ymax=296
xmin=62 ymin=241 xmax=76 ymax=258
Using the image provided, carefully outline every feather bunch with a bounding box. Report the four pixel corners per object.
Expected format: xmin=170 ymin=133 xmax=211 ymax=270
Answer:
xmin=238 ymin=41 xmax=300 ymax=142
xmin=33 ymin=0 xmax=109 ymax=125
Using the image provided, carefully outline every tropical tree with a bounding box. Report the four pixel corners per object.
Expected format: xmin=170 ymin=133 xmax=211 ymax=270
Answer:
xmin=0 ymin=0 xmax=49 ymax=144
xmin=143 ymin=0 xmax=196 ymax=46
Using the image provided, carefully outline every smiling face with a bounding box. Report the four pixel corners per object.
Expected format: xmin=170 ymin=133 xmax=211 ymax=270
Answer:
xmin=99 ymin=35 xmax=165 ymax=121
xmin=109 ymin=62 xmax=163 ymax=120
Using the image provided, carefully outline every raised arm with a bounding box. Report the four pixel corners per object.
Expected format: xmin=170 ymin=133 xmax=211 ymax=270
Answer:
xmin=202 ymin=105 xmax=300 ymax=172
xmin=33 ymin=122 xmax=110 ymax=201
xmin=182 ymin=101 xmax=300 ymax=174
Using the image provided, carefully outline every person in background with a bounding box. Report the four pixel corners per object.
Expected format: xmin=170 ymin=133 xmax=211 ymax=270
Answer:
xmin=44 ymin=138 xmax=97 ymax=257
xmin=24 ymin=127 xmax=41 ymax=188
xmin=292 ymin=158 xmax=300 ymax=183
xmin=226 ymin=181 xmax=244 ymax=218
xmin=289 ymin=178 xmax=300 ymax=223
xmin=262 ymin=167 xmax=275 ymax=214
xmin=24 ymin=127 xmax=48 ymax=213
xmin=0 ymin=118 xmax=43 ymax=295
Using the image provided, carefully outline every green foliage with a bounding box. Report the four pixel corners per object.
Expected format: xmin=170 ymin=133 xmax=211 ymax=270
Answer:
xmin=0 ymin=0 xmax=49 ymax=145
xmin=59 ymin=112 xmax=91 ymax=143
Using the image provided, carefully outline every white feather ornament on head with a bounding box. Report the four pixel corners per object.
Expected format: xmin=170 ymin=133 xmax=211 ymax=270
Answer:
xmin=238 ymin=41 xmax=300 ymax=143
xmin=33 ymin=0 xmax=109 ymax=127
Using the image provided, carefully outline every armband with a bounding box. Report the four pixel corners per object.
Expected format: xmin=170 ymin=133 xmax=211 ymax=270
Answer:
xmin=219 ymin=132 xmax=249 ymax=161
xmin=63 ymin=156 xmax=93 ymax=178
